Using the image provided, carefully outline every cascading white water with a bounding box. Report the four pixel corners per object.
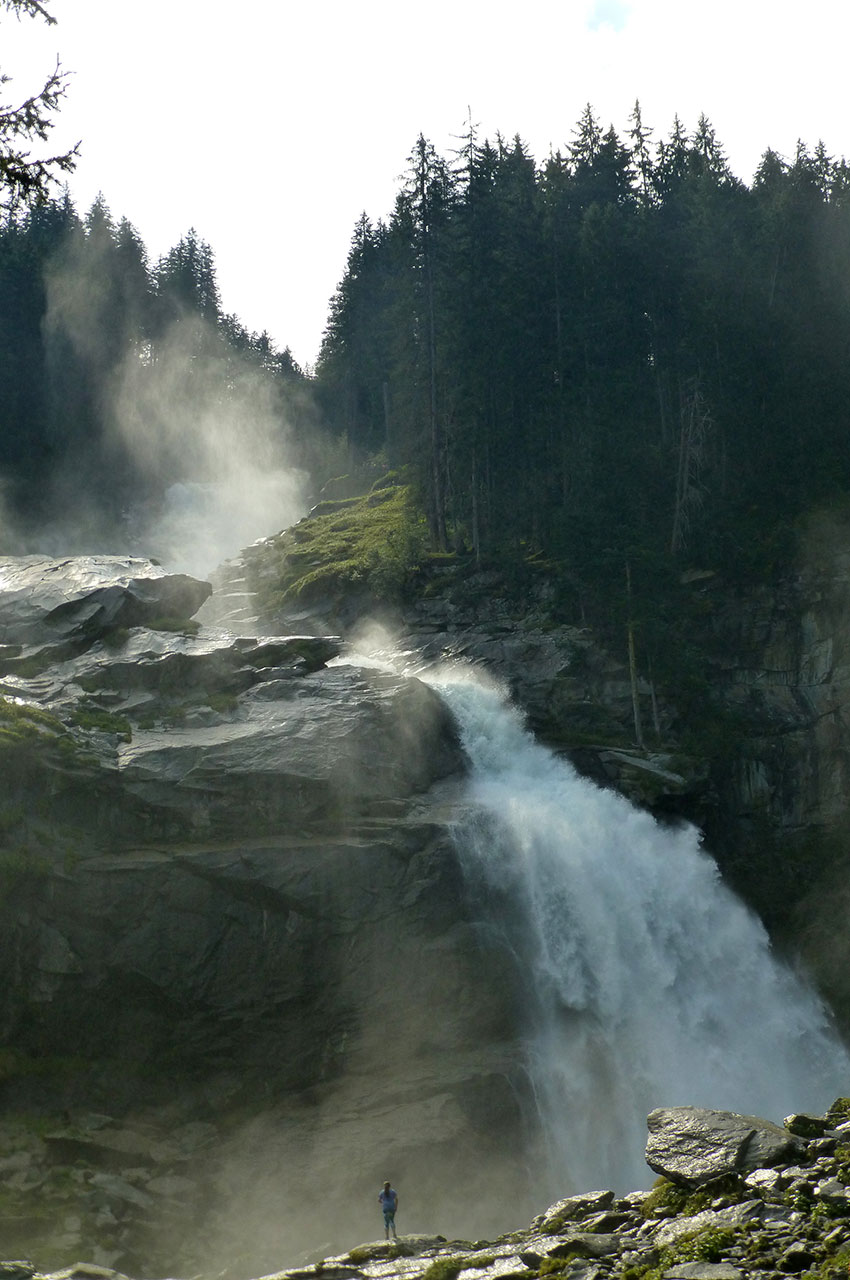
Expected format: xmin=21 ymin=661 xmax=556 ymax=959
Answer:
xmin=426 ymin=665 xmax=850 ymax=1194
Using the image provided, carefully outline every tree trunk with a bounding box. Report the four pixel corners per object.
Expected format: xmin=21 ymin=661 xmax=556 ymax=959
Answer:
xmin=625 ymin=561 xmax=645 ymax=750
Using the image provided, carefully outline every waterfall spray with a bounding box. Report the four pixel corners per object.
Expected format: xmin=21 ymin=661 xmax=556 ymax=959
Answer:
xmin=426 ymin=665 xmax=850 ymax=1194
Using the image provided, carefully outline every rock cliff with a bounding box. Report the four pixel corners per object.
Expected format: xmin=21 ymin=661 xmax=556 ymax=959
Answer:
xmin=214 ymin=504 xmax=850 ymax=1032
xmin=0 ymin=555 xmax=536 ymax=1273
xmin=4 ymin=528 xmax=850 ymax=1278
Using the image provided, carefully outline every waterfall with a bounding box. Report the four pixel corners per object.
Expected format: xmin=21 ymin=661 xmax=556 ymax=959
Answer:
xmin=426 ymin=665 xmax=850 ymax=1194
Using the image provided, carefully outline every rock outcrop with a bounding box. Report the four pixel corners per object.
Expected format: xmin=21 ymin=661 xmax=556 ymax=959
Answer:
xmin=0 ymin=556 xmax=531 ymax=1272
xmin=5 ymin=547 xmax=850 ymax=1279
xmin=5 ymin=1099 xmax=850 ymax=1280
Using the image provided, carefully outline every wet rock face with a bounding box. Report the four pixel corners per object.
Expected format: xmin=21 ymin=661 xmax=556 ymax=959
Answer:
xmin=0 ymin=556 xmax=535 ymax=1277
xmin=0 ymin=569 xmax=520 ymax=1139
xmin=0 ymin=555 xmax=211 ymax=648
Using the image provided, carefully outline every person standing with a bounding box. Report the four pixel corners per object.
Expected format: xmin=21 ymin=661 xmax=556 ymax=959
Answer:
xmin=378 ymin=1180 xmax=398 ymax=1239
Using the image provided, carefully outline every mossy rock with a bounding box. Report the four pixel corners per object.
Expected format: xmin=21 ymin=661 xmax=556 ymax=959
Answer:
xmin=422 ymin=1258 xmax=465 ymax=1280
xmin=785 ymin=1112 xmax=830 ymax=1138
xmin=625 ymin=1225 xmax=739 ymax=1280
xmin=248 ymin=475 xmax=428 ymax=615
xmin=641 ymin=1174 xmax=745 ymax=1221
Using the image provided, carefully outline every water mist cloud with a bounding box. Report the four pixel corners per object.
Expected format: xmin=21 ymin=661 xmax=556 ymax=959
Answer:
xmin=38 ymin=226 xmax=310 ymax=575
xmin=110 ymin=314 xmax=309 ymax=576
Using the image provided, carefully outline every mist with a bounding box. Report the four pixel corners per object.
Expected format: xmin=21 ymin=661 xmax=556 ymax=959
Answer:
xmin=108 ymin=315 xmax=309 ymax=577
xmin=25 ymin=213 xmax=312 ymax=578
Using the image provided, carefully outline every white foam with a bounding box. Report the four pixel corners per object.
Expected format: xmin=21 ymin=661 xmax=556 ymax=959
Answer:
xmin=427 ymin=668 xmax=850 ymax=1192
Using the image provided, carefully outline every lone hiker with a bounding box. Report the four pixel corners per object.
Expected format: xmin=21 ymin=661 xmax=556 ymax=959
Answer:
xmin=379 ymin=1180 xmax=398 ymax=1239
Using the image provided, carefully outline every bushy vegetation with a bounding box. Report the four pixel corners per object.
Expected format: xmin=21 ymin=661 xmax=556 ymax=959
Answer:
xmin=69 ymin=705 xmax=132 ymax=740
xmin=640 ymin=1173 xmax=746 ymax=1220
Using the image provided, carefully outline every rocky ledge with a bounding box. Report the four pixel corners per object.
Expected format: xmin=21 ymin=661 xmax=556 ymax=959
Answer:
xmin=5 ymin=1101 xmax=850 ymax=1280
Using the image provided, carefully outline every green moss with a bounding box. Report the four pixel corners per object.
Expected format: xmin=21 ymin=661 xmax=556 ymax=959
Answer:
xmin=808 ymin=1244 xmax=850 ymax=1280
xmin=102 ymin=627 xmax=131 ymax=650
xmin=539 ymin=1257 xmax=574 ymax=1275
xmin=249 ymin=476 xmax=428 ymax=611
xmin=641 ymin=1174 xmax=745 ymax=1220
xmin=69 ymin=707 xmax=132 ymax=741
xmin=206 ymin=692 xmax=239 ymax=714
xmin=0 ymin=651 xmax=55 ymax=678
xmin=624 ymin=1226 xmax=739 ymax=1280
xmin=346 ymin=1243 xmax=413 ymax=1263
xmin=422 ymin=1257 xmax=465 ymax=1280
xmin=0 ymin=698 xmax=64 ymax=737
xmin=346 ymin=1247 xmax=377 ymax=1264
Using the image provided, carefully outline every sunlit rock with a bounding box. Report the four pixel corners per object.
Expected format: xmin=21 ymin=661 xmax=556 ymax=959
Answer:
xmin=646 ymin=1106 xmax=805 ymax=1187
xmin=0 ymin=555 xmax=211 ymax=648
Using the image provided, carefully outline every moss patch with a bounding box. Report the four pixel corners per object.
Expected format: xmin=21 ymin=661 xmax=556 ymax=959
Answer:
xmin=0 ymin=697 xmax=65 ymax=741
xmin=422 ymin=1257 xmax=466 ymax=1280
xmin=641 ymin=1174 xmax=745 ymax=1220
xmin=249 ymin=475 xmax=428 ymax=612
xmin=69 ymin=707 xmax=132 ymax=741
xmin=623 ymin=1226 xmax=739 ymax=1280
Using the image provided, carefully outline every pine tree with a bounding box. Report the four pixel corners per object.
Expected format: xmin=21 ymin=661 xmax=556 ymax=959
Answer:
xmin=0 ymin=0 xmax=79 ymax=211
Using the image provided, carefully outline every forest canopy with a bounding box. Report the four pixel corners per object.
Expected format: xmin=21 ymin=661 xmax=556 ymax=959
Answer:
xmin=2 ymin=102 xmax=850 ymax=609
xmin=315 ymin=106 xmax=850 ymax=593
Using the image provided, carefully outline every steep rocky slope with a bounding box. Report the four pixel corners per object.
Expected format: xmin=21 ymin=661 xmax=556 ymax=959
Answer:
xmin=0 ymin=555 xmax=534 ymax=1273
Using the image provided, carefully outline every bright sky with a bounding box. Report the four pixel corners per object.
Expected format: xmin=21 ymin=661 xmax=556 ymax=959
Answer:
xmin=5 ymin=0 xmax=850 ymax=370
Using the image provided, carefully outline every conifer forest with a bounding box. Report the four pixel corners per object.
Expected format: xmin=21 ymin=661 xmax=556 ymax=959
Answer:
xmin=3 ymin=107 xmax=850 ymax=627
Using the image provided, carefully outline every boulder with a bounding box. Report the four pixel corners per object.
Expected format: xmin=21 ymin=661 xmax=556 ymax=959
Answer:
xmin=646 ymin=1106 xmax=806 ymax=1186
xmin=778 ymin=1244 xmax=818 ymax=1273
xmin=816 ymin=1178 xmax=850 ymax=1208
xmin=535 ymin=1190 xmax=615 ymax=1231
xmin=0 ymin=556 xmax=211 ymax=649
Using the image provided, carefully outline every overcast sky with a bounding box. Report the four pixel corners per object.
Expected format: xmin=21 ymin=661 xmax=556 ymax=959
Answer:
xmin=5 ymin=0 xmax=850 ymax=369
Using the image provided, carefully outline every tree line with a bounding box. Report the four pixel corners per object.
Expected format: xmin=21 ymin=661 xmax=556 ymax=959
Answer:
xmin=315 ymin=107 xmax=850 ymax=599
xmin=0 ymin=194 xmax=311 ymax=537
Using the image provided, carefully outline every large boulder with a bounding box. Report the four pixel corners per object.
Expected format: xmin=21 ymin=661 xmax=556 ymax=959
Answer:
xmin=646 ymin=1106 xmax=806 ymax=1186
xmin=0 ymin=555 xmax=211 ymax=652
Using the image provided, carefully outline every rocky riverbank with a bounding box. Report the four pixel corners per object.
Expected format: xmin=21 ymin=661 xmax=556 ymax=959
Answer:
xmin=4 ymin=1102 xmax=850 ymax=1280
